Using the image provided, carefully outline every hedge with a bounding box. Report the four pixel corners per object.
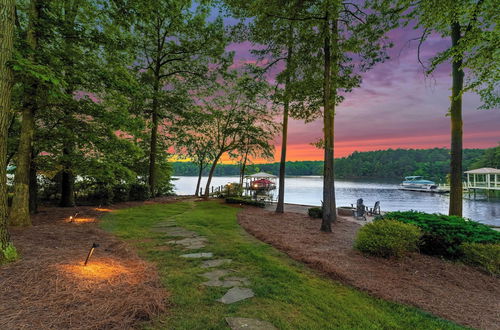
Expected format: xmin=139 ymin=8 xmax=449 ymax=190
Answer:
xmin=225 ymin=197 xmax=265 ymax=208
xmin=377 ymin=211 xmax=500 ymax=258
xmin=354 ymin=219 xmax=421 ymax=258
xmin=308 ymin=207 xmax=322 ymax=218
xmin=460 ymin=242 xmax=500 ymax=276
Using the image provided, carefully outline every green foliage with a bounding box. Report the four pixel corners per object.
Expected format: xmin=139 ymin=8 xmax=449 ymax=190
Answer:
xmin=225 ymin=197 xmax=265 ymax=208
xmin=471 ymin=144 xmax=500 ymax=169
xmin=335 ymin=148 xmax=484 ymax=182
xmin=379 ymin=211 xmax=500 ymax=258
xmin=172 ymin=148 xmax=487 ymax=180
xmin=460 ymin=242 xmax=500 ymax=276
xmin=354 ymin=220 xmax=422 ymax=258
xmin=112 ymin=184 xmax=130 ymax=203
xmin=129 ymin=183 xmax=150 ymax=201
xmin=308 ymin=207 xmax=323 ymax=219
xmin=1 ymin=243 xmax=19 ymax=265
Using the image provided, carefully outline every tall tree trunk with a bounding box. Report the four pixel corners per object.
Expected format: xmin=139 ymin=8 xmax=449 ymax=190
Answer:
xmin=276 ymin=39 xmax=293 ymax=214
xmin=0 ymin=0 xmax=15 ymax=257
xmin=449 ymin=22 xmax=464 ymax=216
xmin=321 ymin=10 xmax=338 ymax=232
xmin=29 ymin=150 xmax=38 ymax=213
xmin=59 ymin=0 xmax=78 ymax=208
xmin=60 ymin=145 xmax=75 ymax=206
xmin=195 ymin=162 xmax=203 ymax=196
xmin=9 ymin=106 xmax=35 ymax=223
xmin=239 ymin=149 xmax=248 ymax=188
xmin=204 ymin=152 xmax=223 ymax=199
xmin=9 ymin=0 xmax=40 ymax=226
xmin=148 ymin=73 xmax=160 ymax=197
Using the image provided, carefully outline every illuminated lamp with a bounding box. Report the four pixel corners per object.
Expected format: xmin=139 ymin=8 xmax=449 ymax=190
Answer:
xmin=84 ymin=243 xmax=100 ymax=266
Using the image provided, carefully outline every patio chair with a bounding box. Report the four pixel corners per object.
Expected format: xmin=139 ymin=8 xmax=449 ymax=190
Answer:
xmin=367 ymin=201 xmax=381 ymax=216
xmin=355 ymin=198 xmax=367 ymax=221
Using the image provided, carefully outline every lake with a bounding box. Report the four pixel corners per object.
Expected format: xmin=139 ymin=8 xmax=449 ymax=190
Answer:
xmin=172 ymin=176 xmax=500 ymax=226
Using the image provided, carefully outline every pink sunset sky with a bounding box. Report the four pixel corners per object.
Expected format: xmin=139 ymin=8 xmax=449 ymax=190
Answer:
xmin=226 ymin=25 xmax=500 ymax=161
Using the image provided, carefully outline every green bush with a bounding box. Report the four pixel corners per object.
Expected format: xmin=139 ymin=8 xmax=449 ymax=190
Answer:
xmin=1 ymin=243 xmax=19 ymax=265
xmin=460 ymin=242 xmax=500 ymax=276
xmin=225 ymin=197 xmax=265 ymax=208
xmin=354 ymin=219 xmax=421 ymax=258
xmin=88 ymin=184 xmax=114 ymax=205
xmin=308 ymin=207 xmax=322 ymax=218
xmin=129 ymin=183 xmax=150 ymax=201
xmin=379 ymin=211 xmax=500 ymax=259
xmin=112 ymin=184 xmax=130 ymax=203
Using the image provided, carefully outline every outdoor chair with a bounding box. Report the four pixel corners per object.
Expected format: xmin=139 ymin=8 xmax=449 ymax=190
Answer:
xmin=367 ymin=201 xmax=381 ymax=216
xmin=355 ymin=198 xmax=367 ymax=221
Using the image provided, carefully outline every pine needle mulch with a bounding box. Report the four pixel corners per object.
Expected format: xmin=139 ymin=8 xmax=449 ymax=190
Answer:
xmin=0 ymin=197 xmax=189 ymax=330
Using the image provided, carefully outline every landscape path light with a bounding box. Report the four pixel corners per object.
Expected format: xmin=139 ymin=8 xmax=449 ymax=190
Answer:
xmin=84 ymin=243 xmax=100 ymax=266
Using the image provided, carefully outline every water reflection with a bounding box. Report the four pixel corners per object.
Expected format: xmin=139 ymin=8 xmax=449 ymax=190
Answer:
xmin=173 ymin=176 xmax=500 ymax=226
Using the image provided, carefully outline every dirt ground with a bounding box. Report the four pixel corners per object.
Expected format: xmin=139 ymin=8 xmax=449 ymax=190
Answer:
xmin=0 ymin=196 xmax=191 ymax=330
xmin=238 ymin=207 xmax=500 ymax=330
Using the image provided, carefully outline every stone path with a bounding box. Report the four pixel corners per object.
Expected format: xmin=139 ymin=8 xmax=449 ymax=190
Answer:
xmin=181 ymin=252 xmax=213 ymax=258
xmin=225 ymin=317 xmax=277 ymax=330
xmin=170 ymin=237 xmax=207 ymax=249
xmin=156 ymin=217 xmax=275 ymax=328
xmin=201 ymin=258 xmax=232 ymax=268
xmin=217 ymin=287 xmax=255 ymax=304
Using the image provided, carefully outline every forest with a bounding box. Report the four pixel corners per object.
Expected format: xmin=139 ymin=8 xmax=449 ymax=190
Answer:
xmin=172 ymin=147 xmax=498 ymax=182
xmin=1 ymin=0 xmax=498 ymax=262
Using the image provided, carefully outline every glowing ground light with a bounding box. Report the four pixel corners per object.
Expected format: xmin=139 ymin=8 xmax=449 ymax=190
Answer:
xmin=94 ymin=208 xmax=113 ymax=212
xmin=59 ymin=261 xmax=130 ymax=280
xmin=70 ymin=217 xmax=96 ymax=224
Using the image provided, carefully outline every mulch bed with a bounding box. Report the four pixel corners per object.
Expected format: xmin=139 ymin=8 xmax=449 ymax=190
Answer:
xmin=0 ymin=196 xmax=193 ymax=330
xmin=238 ymin=207 xmax=500 ymax=330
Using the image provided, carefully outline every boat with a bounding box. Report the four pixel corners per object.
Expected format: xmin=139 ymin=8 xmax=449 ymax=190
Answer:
xmin=399 ymin=176 xmax=448 ymax=193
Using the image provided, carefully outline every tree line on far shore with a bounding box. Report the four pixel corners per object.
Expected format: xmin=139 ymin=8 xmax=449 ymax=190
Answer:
xmin=172 ymin=146 xmax=498 ymax=183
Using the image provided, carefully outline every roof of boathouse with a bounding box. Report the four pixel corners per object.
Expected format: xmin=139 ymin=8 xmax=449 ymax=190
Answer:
xmin=245 ymin=172 xmax=278 ymax=179
xmin=464 ymin=168 xmax=500 ymax=174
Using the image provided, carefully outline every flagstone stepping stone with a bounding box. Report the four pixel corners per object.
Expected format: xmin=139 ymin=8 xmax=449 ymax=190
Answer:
xmin=225 ymin=277 xmax=250 ymax=286
xmin=203 ymin=277 xmax=249 ymax=288
xmin=201 ymin=259 xmax=232 ymax=268
xmin=225 ymin=317 xmax=277 ymax=330
xmin=200 ymin=269 xmax=249 ymax=287
xmin=217 ymin=287 xmax=254 ymax=304
xmin=161 ymin=227 xmax=198 ymax=237
xmin=169 ymin=237 xmax=207 ymax=250
xmin=201 ymin=269 xmax=232 ymax=281
xmin=180 ymin=252 xmax=213 ymax=258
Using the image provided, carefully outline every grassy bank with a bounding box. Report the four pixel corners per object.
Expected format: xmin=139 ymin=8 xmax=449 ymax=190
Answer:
xmin=101 ymin=201 xmax=462 ymax=329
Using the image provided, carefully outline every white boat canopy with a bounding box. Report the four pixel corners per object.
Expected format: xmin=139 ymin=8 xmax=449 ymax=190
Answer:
xmin=245 ymin=172 xmax=277 ymax=179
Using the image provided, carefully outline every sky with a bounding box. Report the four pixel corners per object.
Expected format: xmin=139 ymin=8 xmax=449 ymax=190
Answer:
xmin=226 ymin=24 xmax=500 ymax=162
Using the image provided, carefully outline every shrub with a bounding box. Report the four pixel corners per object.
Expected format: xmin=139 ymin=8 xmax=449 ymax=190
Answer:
xmin=112 ymin=184 xmax=130 ymax=203
xmin=88 ymin=184 xmax=114 ymax=205
xmin=225 ymin=197 xmax=265 ymax=208
xmin=460 ymin=242 xmax=500 ymax=276
xmin=308 ymin=207 xmax=322 ymax=218
xmin=354 ymin=219 xmax=421 ymax=258
xmin=379 ymin=211 xmax=500 ymax=259
xmin=1 ymin=243 xmax=19 ymax=265
xmin=129 ymin=183 xmax=150 ymax=201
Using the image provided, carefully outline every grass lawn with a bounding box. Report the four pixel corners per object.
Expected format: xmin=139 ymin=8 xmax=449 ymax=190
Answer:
xmin=101 ymin=200 xmax=463 ymax=330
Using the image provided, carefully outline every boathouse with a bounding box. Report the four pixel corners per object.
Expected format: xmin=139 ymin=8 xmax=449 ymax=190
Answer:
xmin=465 ymin=168 xmax=500 ymax=191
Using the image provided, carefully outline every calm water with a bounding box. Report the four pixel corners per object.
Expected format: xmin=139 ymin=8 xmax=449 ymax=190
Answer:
xmin=173 ymin=176 xmax=500 ymax=226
